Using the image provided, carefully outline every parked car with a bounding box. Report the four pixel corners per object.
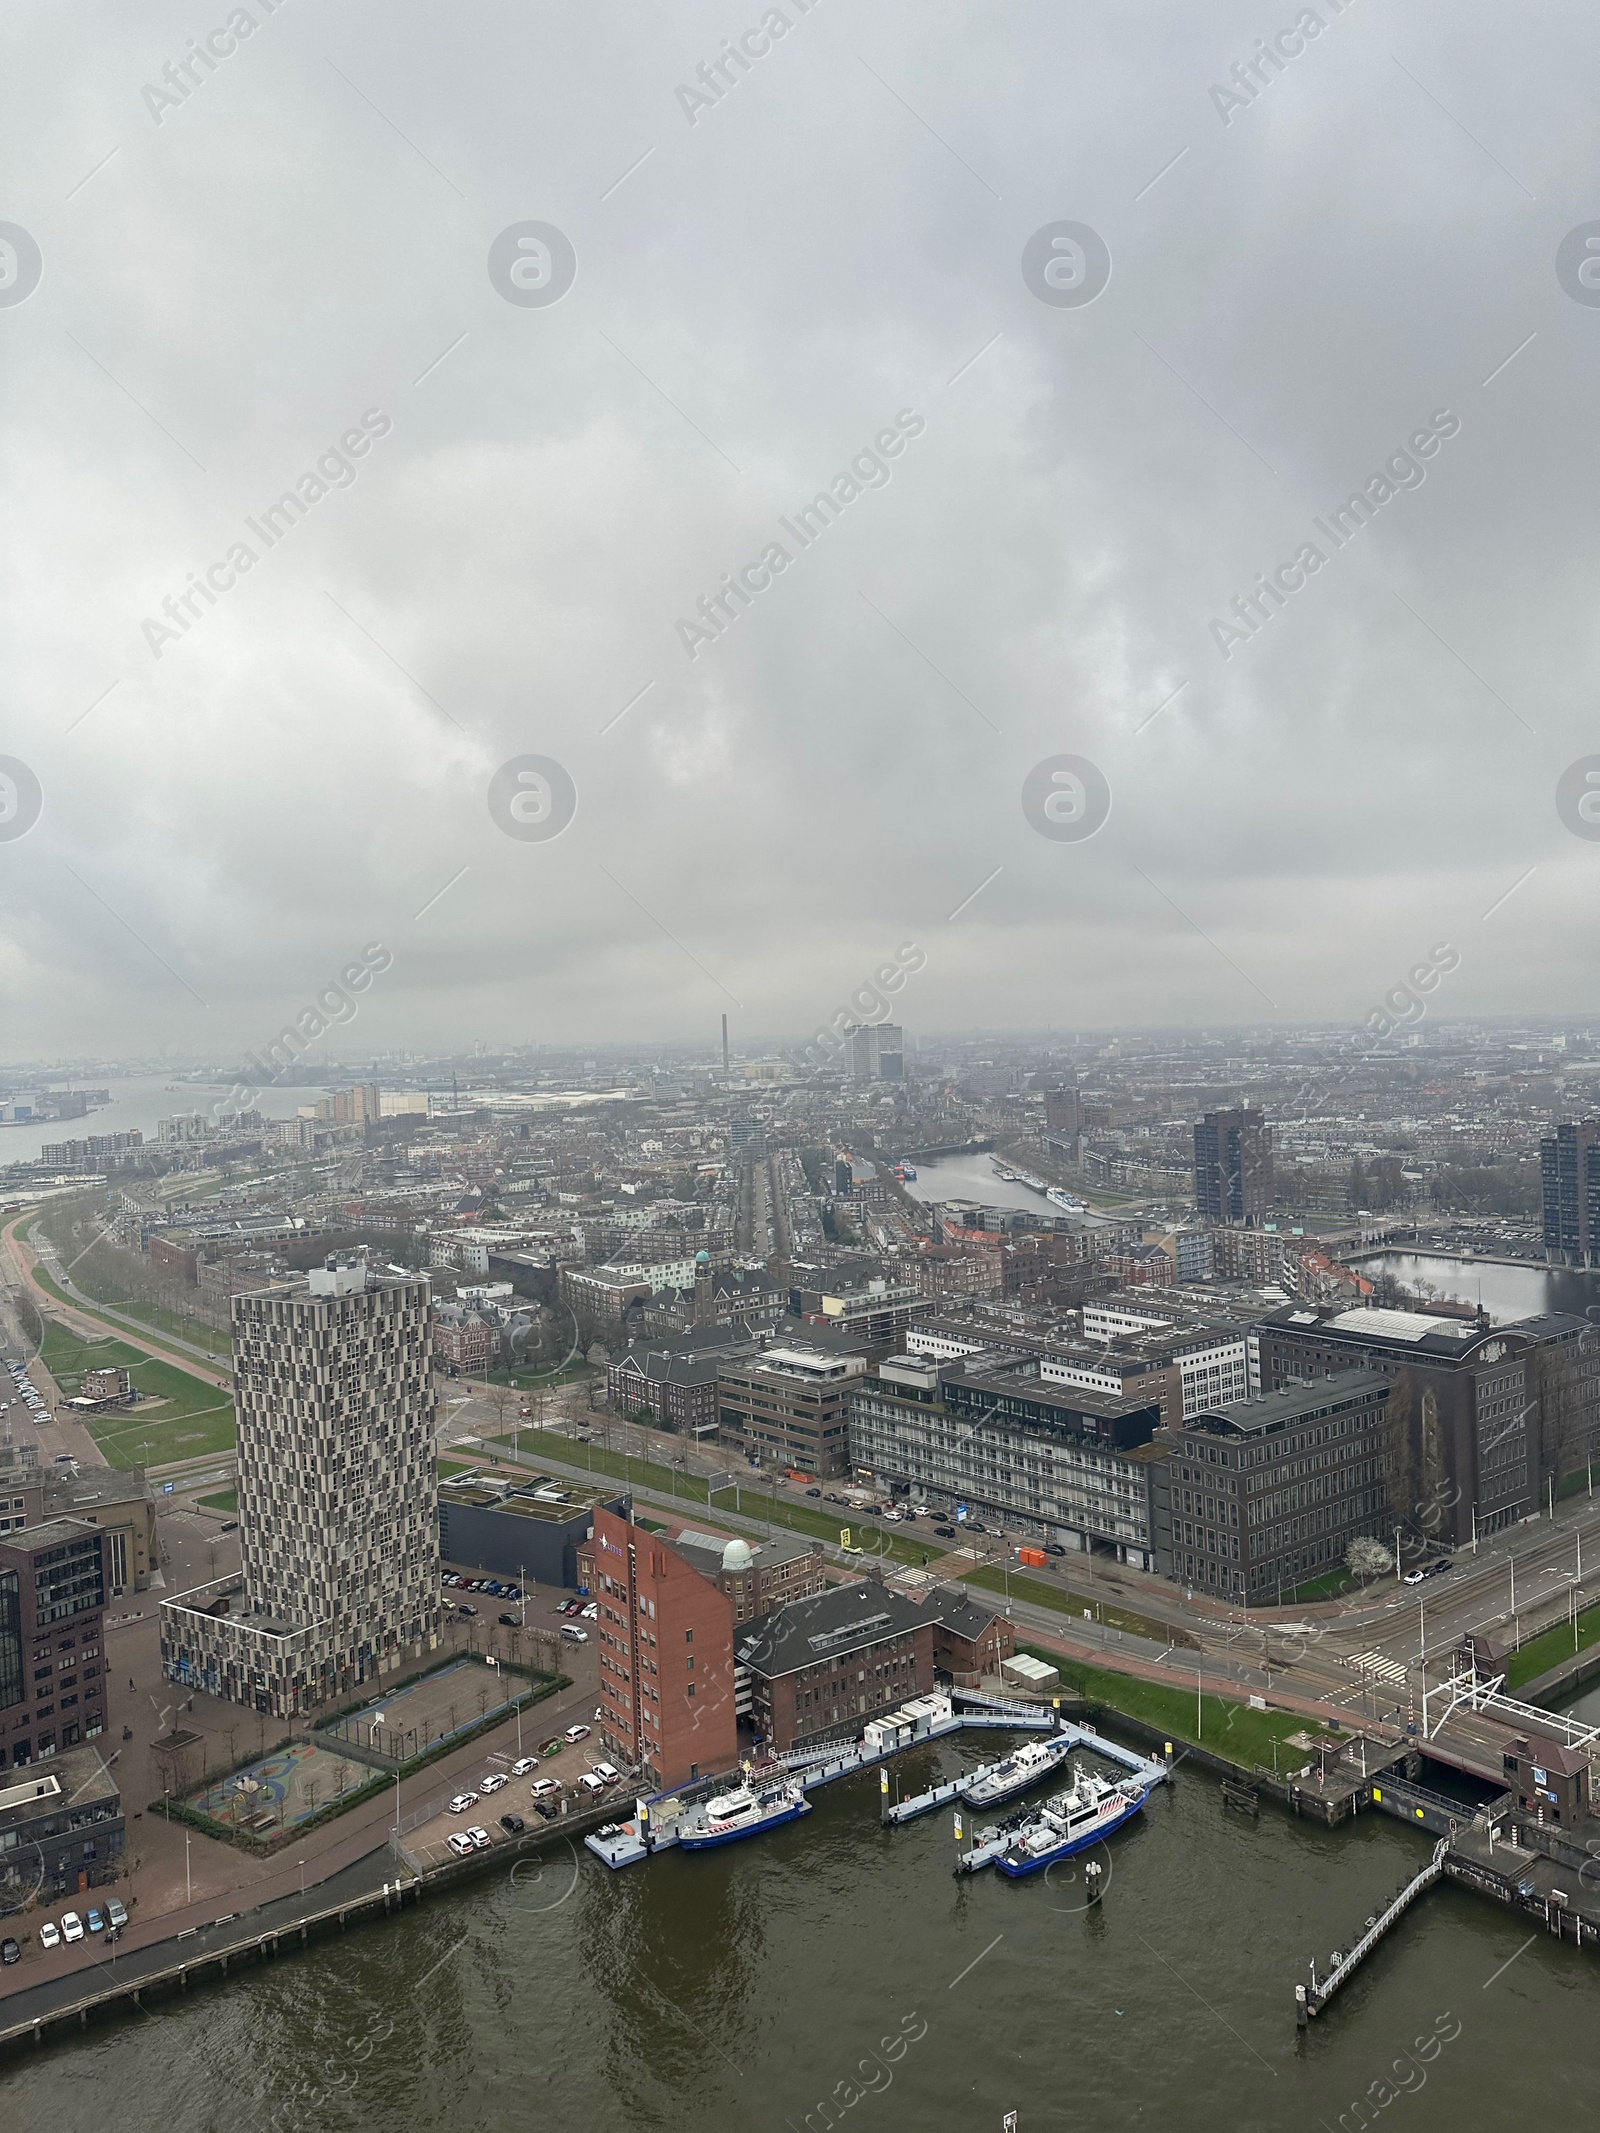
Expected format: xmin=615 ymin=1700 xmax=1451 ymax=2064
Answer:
xmin=534 ymin=1800 xmax=560 ymax=1820
xmin=511 ymin=1756 xmax=539 ymax=1776
xmin=456 ymin=1602 xmax=478 ymax=1617
xmin=448 ymin=1792 xmax=479 ymax=1814
xmin=578 ymin=1772 xmax=606 ymax=1795
xmin=561 ymin=1625 xmax=588 ymax=1643
xmin=500 ymin=1813 xmax=526 ymax=1835
xmin=105 ymin=1900 xmax=128 ymax=1930
xmin=62 ymin=1913 xmax=84 ymax=1944
xmin=1 ymin=1937 xmax=19 ymax=1965
xmin=480 ymin=1772 xmax=509 ymax=1795
xmin=447 ymin=1832 xmax=475 ymax=1858
xmin=933 ymin=1525 xmax=957 ymax=1539
xmin=86 ymin=1909 xmax=104 ymax=1934
xmin=530 ymin=1777 xmax=560 ymax=1797
xmin=805 ymin=1487 xmax=822 ymax=1497
xmin=580 ymin=1602 xmax=598 ymax=1619
xmin=39 ymin=1922 xmax=60 ymax=1950
xmin=1043 ymin=1542 xmax=1067 ymax=1557
xmin=499 ymin=1612 xmax=521 ymax=1626
xmin=467 ymin=1827 xmax=491 ymax=1851
xmin=564 ymin=1724 xmax=591 ymax=1743
xmin=593 ymin=1762 xmax=620 ymax=1785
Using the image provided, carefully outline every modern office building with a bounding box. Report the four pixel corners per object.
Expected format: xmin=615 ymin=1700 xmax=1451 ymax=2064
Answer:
xmin=0 ymin=1520 xmax=110 ymax=1771
xmin=1151 ymin=1370 xmax=1392 ymax=1601
xmin=160 ymin=1259 xmax=441 ymax=1717
xmin=438 ymin=1476 xmax=627 ymax=1587
xmin=849 ymin=1353 xmax=1165 ymax=1566
xmin=849 ymin=1024 xmax=905 ymax=1082
xmin=735 ymin=1579 xmax=936 ymax=1751
xmin=0 ymin=1747 xmax=124 ymax=1909
xmin=581 ymin=1503 xmax=736 ymax=1790
xmin=716 ymin=1342 xmax=868 ymax=1475
xmin=1541 ymin=1120 xmax=1600 ymax=1265
xmin=42 ymin=1466 xmax=158 ymax=1598
xmin=1193 ymin=1107 xmax=1273 ymax=1226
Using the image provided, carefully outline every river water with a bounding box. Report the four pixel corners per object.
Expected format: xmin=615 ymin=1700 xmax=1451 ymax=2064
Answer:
xmin=902 ymin=1152 xmax=1108 ymax=1224
xmin=4 ymin=1726 xmax=1595 ymax=2133
xmin=0 ymin=1074 xmax=311 ymax=1169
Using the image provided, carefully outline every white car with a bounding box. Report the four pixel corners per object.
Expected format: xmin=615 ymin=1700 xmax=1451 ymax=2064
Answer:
xmin=39 ymin=1921 xmax=60 ymax=1950
xmin=448 ymin=1792 xmax=479 ymax=1814
xmin=467 ymin=1826 xmax=492 ymax=1850
xmin=511 ymin=1756 xmax=539 ymax=1776
xmin=479 ymin=1773 xmax=509 ymax=1794
xmin=578 ymin=1772 xmax=606 ymax=1795
xmin=560 ymin=1625 xmax=588 ymax=1643
xmin=529 ymin=1778 xmax=559 ymax=1798
xmin=62 ymin=1912 xmax=84 ymax=1944
xmin=447 ymin=1831 xmax=475 ymax=1857
xmin=593 ymin=1762 xmax=621 ymax=1786
xmin=580 ymin=1602 xmax=598 ymax=1619
xmin=564 ymin=1724 xmax=591 ymax=1743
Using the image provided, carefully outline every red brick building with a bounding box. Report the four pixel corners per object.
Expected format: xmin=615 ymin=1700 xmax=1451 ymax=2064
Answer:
xmin=578 ymin=1504 xmax=736 ymax=1790
xmin=735 ymin=1580 xmax=936 ymax=1753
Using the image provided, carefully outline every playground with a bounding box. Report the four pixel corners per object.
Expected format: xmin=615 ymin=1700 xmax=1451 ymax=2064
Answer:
xmin=316 ymin=1656 xmax=540 ymax=1767
xmin=188 ymin=1738 xmax=372 ymax=1833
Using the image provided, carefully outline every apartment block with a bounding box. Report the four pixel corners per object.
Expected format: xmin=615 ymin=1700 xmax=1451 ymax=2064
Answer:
xmin=0 ymin=1520 xmax=110 ymax=1771
xmin=716 ymin=1342 xmax=868 ymax=1476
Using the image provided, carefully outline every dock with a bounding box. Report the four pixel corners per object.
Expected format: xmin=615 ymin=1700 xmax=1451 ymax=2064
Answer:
xmin=890 ymin=1719 xmax=1165 ymax=1829
xmin=584 ymin=1691 xmax=1057 ymax=1869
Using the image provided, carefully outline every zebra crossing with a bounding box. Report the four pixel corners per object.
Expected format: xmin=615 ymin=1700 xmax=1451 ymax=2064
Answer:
xmin=1344 ymin=1649 xmax=1411 ymax=1686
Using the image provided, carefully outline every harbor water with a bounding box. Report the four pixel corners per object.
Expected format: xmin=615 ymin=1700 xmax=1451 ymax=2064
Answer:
xmin=1353 ymin=1250 xmax=1600 ymax=1326
xmin=4 ymin=1727 xmax=1596 ymax=2132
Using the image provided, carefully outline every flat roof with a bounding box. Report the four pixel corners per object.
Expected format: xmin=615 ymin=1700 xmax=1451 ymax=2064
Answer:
xmin=1185 ymin=1369 xmax=1390 ymax=1438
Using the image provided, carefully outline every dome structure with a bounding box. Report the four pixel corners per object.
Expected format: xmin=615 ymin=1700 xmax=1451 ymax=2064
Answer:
xmin=721 ymin=1537 xmax=755 ymax=1573
xmin=695 ymin=1249 xmax=711 ymax=1263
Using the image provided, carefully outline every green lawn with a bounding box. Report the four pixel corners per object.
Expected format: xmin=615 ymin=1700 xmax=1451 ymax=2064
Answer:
xmin=959 ymin=1565 xmax=1193 ymax=1647
xmin=1506 ymin=1601 xmax=1600 ymax=1691
xmin=437 ymin=1457 xmax=473 ymax=1478
xmin=41 ymin=1322 xmax=236 ymax=1470
xmin=197 ymin=1488 xmax=238 ymax=1514
xmin=30 ymin=1265 xmax=216 ymax=1367
xmin=101 ymin=1299 xmax=232 ymax=1358
xmin=1020 ymin=1645 xmax=1337 ymax=1767
xmin=485 ymin=1435 xmax=930 ymax=1566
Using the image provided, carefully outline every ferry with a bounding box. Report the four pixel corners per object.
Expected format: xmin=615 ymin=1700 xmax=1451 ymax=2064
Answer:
xmin=992 ymin=1766 xmax=1148 ymax=1878
xmin=896 ymin=1162 xmax=917 ymax=1182
xmin=1046 ymin=1187 xmax=1088 ymax=1214
xmin=959 ymin=1734 xmax=1078 ymax=1810
xmin=677 ymin=1778 xmax=811 ymax=1851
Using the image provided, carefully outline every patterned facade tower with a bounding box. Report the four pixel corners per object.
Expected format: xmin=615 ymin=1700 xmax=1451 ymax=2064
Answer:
xmin=161 ymin=1261 xmax=441 ymax=1715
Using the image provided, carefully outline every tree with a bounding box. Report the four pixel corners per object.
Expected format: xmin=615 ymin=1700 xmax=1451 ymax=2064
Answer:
xmin=1346 ymin=1536 xmax=1393 ymax=1581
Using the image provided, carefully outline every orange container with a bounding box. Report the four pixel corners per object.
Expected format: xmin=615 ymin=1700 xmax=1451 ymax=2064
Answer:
xmin=1017 ymin=1546 xmax=1048 ymax=1569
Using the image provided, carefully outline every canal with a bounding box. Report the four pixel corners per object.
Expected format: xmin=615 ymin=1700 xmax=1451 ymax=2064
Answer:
xmin=1353 ymin=1251 xmax=1600 ymax=1327
xmin=6 ymin=1726 xmax=1596 ymax=2131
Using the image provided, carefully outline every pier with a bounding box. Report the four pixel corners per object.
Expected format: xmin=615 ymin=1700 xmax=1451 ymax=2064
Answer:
xmin=1297 ymin=1837 xmax=1450 ymax=2025
xmin=888 ymin=1718 xmax=1166 ymax=1828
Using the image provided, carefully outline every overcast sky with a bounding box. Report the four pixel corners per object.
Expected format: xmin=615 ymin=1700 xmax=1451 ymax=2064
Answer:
xmin=4 ymin=0 xmax=1600 ymax=1063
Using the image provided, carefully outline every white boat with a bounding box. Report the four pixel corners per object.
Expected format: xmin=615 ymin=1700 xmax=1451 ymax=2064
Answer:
xmin=959 ymin=1733 xmax=1077 ymax=1809
xmin=677 ymin=1778 xmax=811 ymax=1851
xmin=993 ymin=1765 xmax=1148 ymax=1877
xmin=1046 ymin=1187 xmax=1088 ymax=1213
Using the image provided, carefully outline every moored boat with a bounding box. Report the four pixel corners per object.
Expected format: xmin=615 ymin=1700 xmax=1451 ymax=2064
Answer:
xmin=959 ymin=1733 xmax=1078 ymax=1809
xmin=677 ymin=1778 xmax=811 ymax=1851
xmin=992 ymin=1765 xmax=1147 ymax=1877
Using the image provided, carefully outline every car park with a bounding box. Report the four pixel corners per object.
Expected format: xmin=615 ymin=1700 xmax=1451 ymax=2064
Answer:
xmin=39 ymin=1922 xmax=60 ymax=1950
xmin=106 ymin=1900 xmax=127 ymax=1930
xmin=467 ymin=1826 xmax=491 ymax=1850
xmin=448 ymin=1792 xmax=479 ymax=1813
xmin=511 ymin=1755 xmax=539 ymax=1775
xmin=564 ymin=1724 xmax=591 ymax=1743
xmin=62 ymin=1913 xmax=84 ymax=1943
xmin=500 ymin=1813 xmax=526 ymax=1834
xmin=480 ymin=1773 xmax=509 ymax=1794
xmin=447 ymin=1832 xmax=475 ymax=1858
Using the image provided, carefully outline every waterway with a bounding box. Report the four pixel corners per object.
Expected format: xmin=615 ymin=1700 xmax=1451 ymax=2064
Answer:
xmin=0 ymin=1075 xmax=314 ymax=1170
xmin=4 ymin=1727 xmax=1596 ymax=2132
xmin=902 ymin=1152 xmax=1109 ymax=1224
xmin=1354 ymin=1251 xmax=1600 ymax=1327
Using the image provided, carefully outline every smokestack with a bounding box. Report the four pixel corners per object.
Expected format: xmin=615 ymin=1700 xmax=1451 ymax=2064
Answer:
xmin=721 ymin=1014 xmax=729 ymax=1075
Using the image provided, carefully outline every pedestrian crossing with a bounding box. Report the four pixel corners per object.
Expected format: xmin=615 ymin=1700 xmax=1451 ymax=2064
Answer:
xmin=1344 ymin=1649 xmax=1411 ymax=1685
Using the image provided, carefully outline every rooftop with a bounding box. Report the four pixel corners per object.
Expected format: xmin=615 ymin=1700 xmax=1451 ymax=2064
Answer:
xmin=1184 ymin=1368 xmax=1391 ymax=1439
xmin=736 ymin=1579 xmax=929 ymax=1678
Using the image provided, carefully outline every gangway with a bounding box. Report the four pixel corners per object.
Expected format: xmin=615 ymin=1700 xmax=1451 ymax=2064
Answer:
xmin=1296 ymin=1838 xmax=1449 ymax=2024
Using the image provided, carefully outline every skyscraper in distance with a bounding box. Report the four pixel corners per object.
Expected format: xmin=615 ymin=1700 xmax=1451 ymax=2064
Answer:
xmin=1193 ymin=1107 xmax=1272 ymax=1227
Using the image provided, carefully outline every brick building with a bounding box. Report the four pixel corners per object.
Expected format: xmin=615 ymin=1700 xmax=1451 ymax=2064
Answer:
xmin=734 ymin=1580 xmax=936 ymax=1753
xmin=670 ymin=1527 xmax=827 ymax=1623
xmin=579 ymin=1503 xmax=737 ymax=1790
xmin=716 ymin=1342 xmax=867 ymax=1476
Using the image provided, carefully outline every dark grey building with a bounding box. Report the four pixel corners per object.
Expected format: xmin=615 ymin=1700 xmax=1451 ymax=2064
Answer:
xmin=1541 ymin=1120 xmax=1600 ymax=1266
xmin=0 ymin=1519 xmax=110 ymax=1773
xmin=1151 ymin=1370 xmax=1391 ymax=1602
xmin=0 ymin=1747 xmax=124 ymax=1912
xmin=437 ymin=1478 xmax=629 ymax=1588
xmin=1193 ymin=1107 xmax=1272 ymax=1226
